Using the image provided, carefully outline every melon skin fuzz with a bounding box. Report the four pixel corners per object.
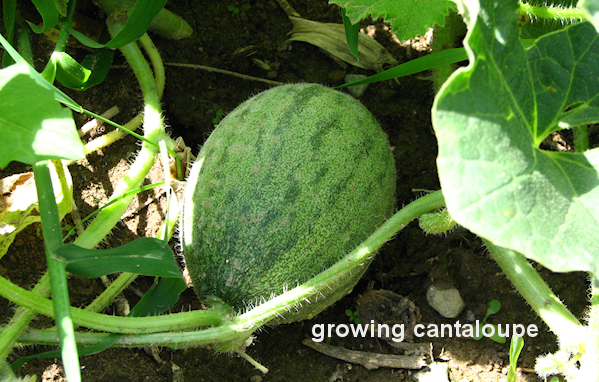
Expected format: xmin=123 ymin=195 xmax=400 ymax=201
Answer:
xmin=181 ymin=83 xmax=396 ymax=321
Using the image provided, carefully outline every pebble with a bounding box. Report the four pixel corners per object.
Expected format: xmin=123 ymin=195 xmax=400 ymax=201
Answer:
xmin=344 ymin=74 xmax=369 ymax=98
xmin=426 ymin=282 xmax=465 ymax=318
xmin=412 ymin=361 xmax=450 ymax=382
xmin=465 ymin=310 xmax=476 ymax=322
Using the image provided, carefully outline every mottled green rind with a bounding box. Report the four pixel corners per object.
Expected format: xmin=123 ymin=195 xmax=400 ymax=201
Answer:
xmin=181 ymin=83 xmax=396 ymax=321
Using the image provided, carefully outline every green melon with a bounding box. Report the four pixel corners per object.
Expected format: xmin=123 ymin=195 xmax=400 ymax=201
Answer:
xmin=181 ymin=83 xmax=396 ymax=319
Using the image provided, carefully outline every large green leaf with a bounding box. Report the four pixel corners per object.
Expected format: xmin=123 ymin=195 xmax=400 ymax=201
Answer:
xmin=432 ymin=0 xmax=599 ymax=274
xmin=0 ymin=33 xmax=81 ymax=110
xmin=329 ymin=0 xmax=456 ymax=41
xmin=0 ymin=62 xmax=83 ymax=168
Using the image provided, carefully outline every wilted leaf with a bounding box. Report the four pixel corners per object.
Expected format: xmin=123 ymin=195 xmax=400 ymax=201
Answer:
xmin=0 ymin=162 xmax=73 ymax=258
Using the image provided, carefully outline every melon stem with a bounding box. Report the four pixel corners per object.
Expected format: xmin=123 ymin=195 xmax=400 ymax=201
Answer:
xmin=2 ymin=191 xmax=447 ymax=346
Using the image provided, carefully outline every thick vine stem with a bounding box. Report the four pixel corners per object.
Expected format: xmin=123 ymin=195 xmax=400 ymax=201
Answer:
xmin=0 ymin=274 xmax=50 ymax=365
xmin=0 ymin=275 xmax=224 ymax=333
xmin=139 ymin=34 xmax=165 ymax=99
xmin=73 ymin=38 xmax=170 ymax=250
xmin=431 ymin=8 xmax=466 ymax=93
xmin=483 ymin=240 xmax=585 ymax=346
xmin=8 ymin=191 xmax=447 ymax=350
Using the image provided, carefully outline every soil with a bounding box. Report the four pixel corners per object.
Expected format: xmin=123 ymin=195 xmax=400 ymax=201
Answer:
xmin=0 ymin=1 xmax=590 ymax=381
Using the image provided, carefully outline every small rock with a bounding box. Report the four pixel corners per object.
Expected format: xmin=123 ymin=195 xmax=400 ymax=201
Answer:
xmin=344 ymin=74 xmax=369 ymax=98
xmin=466 ymin=310 xmax=476 ymax=322
xmin=249 ymin=375 xmax=263 ymax=382
xmin=426 ymin=283 xmax=465 ymax=318
xmin=412 ymin=361 xmax=450 ymax=382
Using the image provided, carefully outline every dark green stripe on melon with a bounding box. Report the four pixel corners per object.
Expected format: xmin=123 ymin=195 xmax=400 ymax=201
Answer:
xmin=181 ymin=83 xmax=396 ymax=318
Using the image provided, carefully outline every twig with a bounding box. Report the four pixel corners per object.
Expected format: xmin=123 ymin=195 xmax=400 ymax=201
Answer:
xmin=81 ymin=114 xmax=144 ymax=158
xmin=79 ymin=106 xmax=120 ymax=136
xmin=302 ymin=339 xmax=428 ymax=370
xmin=274 ymin=0 xmax=301 ymax=17
xmin=520 ymin=367 xmax=537 ymax=373
xmin=164 ymin=62 xmax=284 ymax=86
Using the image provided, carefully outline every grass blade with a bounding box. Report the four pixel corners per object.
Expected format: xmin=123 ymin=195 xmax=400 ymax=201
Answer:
xmin=337 ymin=48 xmax=468 ymax=88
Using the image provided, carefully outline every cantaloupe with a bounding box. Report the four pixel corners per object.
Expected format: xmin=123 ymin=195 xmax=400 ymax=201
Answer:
xmin=181 ymin=83 xmax=396 ymax=321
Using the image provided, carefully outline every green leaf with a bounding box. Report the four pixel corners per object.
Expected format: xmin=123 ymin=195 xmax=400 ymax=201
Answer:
xmin=1 ymin=162 xmax=73 ymax=259
xmin=329 ymin=0 xmax=456 ymax=41
xmin=56 ymin=238 xmax=182 ymax=278
xmin=69 ymin=0 xmax=168 ymax=49
xmin=11 ymin=333 xmax=120 ymax=371
xmin=0 ymin=33 xmax=82 ymax=111
xmin=472 ymin=322 xmax=507 ymax=343
xmin=507 ymin=335 xmax=524 ymax=382
xmin=53 ymin=52 xmax=92 ymax=88
xmin=130 ymin=277 xmax=187 ymax=317
xmin=54 ymin=0 xmax=68 ymax=16
xmin=2 ymin=0 xmax=17 ymax=67
xmin=486 ymin=299 xmax=501 ymax=317
xmin=27 ymin=0 xmax=60 ymax=33
xmin=487 ymin=324 xmax=507 ymax=344
xmin=432 ymin=0 xmax=599 ymax=273
xmin=0 ymin=62 xmax=83 ymax=167
xmin=52 ymin=29 xmax=115 ymax=90
xmin=418 ymin=208 xmax=457 ymax=234
xmin=79 ymin=45 xmax=115 ymax=89
xmin=342 ymin=8 xmax=360 ymax=60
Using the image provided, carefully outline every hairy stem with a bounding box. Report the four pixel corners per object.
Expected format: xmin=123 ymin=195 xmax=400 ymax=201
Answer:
xmin=483 ymin=240 xmax=584 ymax=344
xmin=0 ymin=274 xmax=50 ymax=363
xmin=518 ymin=2 xmax=585 ymax=22
xmin=139 ymin=34 xmax=165 ymax=99
xmin=1 ymin=31 xmax=170 ymax=369
xmin=8 ymin=191 xmax=446 ymax=349
xmin=0 ymin=275 xmax=224 ymax=333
